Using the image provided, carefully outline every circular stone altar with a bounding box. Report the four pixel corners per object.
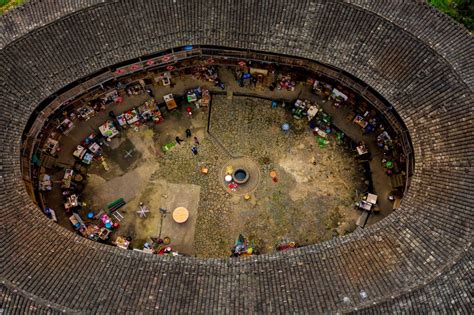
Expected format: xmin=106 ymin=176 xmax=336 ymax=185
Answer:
xmin=172 ymin=207 xmax=189 ymax=223
xmin=220 ymin=157 xmax=260 ymax=195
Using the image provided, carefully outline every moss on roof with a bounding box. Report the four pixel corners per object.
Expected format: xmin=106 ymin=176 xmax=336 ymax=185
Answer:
xmin=1 ymin=0 xmax=26 ymax=15
xmin=428 ymin=0 xmax=474 ymax=32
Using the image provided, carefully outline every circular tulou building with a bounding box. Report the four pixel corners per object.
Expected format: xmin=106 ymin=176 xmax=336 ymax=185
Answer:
xmin=1 ymin=0 xmax=473 ymax=313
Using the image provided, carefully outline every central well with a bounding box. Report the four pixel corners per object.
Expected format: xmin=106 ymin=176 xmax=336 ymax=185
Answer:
xmin=233 ymin=169 xmax=249 ymax=184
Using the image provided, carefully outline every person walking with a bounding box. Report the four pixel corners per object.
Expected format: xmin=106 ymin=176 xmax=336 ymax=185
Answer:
xmin=194 ymin=136 xmax=200 ymax=145
xmin=146 ymin=88 xmax=154 ymax=98
xmin=191 ymin=146 xmax=198 ymax=155
xmin=176 ymin=136 xmax=184 ymax=145
xmin=185 ymin=128 xmax=192 ymax=138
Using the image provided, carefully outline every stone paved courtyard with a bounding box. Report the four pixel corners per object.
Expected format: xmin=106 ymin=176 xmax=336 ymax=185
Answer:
xmin=81 ymin=95 xmax=361 ymax=258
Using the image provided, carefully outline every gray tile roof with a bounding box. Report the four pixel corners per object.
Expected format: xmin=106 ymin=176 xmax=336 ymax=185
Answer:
xmin=0 ymin=0 xmax=472 ymax=313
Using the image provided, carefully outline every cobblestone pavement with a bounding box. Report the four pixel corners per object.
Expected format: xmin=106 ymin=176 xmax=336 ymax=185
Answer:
xmin=206 ymin=96 xmax=361 ymax=255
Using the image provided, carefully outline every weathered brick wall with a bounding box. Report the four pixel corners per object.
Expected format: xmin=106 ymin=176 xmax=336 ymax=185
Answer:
xmin=0 ymin=0 xmax=472 ymax=313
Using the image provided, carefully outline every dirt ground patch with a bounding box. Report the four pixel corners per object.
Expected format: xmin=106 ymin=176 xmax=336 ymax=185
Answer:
xmin=116 ymin=180 xmax=201 ymax=253
xmin=82 ymin=164 xmax=155 ymax=208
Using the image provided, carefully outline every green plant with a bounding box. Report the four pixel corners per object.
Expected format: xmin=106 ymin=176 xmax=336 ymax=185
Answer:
xmin=1 ymin=0 xmax=26 ymax=15
xmin=324 ymin=207 xmax=344 ymax=230
xmin=428 ymin=0 xmax=474 ymax=32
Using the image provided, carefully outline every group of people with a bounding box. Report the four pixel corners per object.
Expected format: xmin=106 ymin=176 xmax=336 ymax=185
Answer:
xmin=175 ymin=128 xmax=201 ymax=155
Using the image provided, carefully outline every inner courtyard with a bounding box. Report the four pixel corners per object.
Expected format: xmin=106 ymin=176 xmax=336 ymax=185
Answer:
xmin=35 ymin=61 xmax=406 ymax=258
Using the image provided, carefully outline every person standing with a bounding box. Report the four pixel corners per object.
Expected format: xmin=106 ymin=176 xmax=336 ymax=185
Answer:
xmin=191 ymin=146 xmax=198 ymax=155
xmin=176 ymin=136 xmax=184 ymax=145
xmin=185 ymin=128 xmax=192 ymax=138
xmin=194 ymin=136 xmax=200 ymax=145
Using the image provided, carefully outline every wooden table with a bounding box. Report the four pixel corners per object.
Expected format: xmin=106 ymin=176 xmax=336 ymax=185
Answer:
xmin=353 ymin=115 xmax=368 ymax=128
xmin=366 ymin=193 xmax=378 ymax=205
xmin=164 ymin=94 xmax=177 ymax=110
